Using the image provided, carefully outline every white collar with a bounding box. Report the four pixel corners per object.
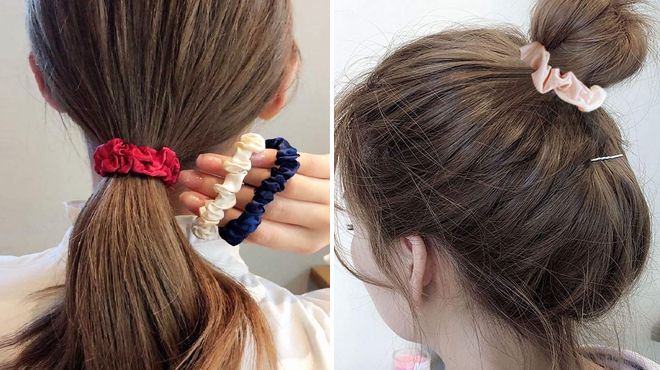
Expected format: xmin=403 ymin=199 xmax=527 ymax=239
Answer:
xmin=61 ymin=200 xmax=250 ymax=278
xmin=581 ymin=346 xmax=660 ymax=370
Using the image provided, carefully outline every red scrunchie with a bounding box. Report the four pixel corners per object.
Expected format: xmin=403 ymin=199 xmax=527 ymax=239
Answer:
xmin=93 ymin=138 xmax=181 ymax=187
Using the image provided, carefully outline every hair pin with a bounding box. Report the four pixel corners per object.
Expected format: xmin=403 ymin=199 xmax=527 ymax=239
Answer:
xmin=591 ymin=154 xmax=624 ymax=163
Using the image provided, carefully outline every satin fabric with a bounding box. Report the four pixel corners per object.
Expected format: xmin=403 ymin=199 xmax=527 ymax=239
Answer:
xmin=520 ymin=42 xmax=607 ymax=112
xmin=220 ymin=137 xmax=301 ymax=246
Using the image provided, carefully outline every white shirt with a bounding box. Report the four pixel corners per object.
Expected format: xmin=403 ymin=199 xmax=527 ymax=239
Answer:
xmin=0 ymin=201 xmax=331 ymax=370
xmin=582 ymin=346 xmax=660 ymax=370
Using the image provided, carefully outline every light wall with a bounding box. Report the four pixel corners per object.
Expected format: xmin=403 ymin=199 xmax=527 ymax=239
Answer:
xmin=0 ymin=0 xmax=330 ymax=295
xmin=334 ymin=0 xmax=660 ymax=368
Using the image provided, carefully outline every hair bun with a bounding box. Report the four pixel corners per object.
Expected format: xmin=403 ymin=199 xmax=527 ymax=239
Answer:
xmin=530 ymin=0 xmax=650 ymax=88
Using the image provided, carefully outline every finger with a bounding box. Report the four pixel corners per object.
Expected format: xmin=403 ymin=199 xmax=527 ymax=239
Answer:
xmin=221 ymin=207 xmax=329 ymax=254
xmin=197 ymin=151 xmax=330 ymax=179
xmin=179 ymin=169 xmax=256 ymax=200
xmin=249 ymin=150 xmax=331 ymax=179
xmin=180 ymin=169 xmax=329 ymax=205
xmin=181 ymin=188 xmax=330 ymax=230
xmin=233 ymin=186 xmax=330 ymax=228
xmin=245 ymin=170 xmax=329 ymax=204
xmin=180 ymin=190 xmax=240 ymax=220
xmin=179 ymin=191 xmax=212 ymax=216
xmin=179 ymin=193 xmax=328 ymax=254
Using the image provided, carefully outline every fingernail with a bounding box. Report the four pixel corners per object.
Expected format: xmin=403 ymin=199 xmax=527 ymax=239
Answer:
xmin=197 ymin=154 xmax=223 ymax=171
xmin=251 ymin=153 xmax=266 ymax=165
xmin=180 ymin=191 xmax=201 ymax=204
xmin=179 ymin=171 xmax=203 ymax=189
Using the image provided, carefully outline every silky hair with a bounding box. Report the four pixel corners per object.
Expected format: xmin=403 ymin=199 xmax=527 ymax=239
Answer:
xmin=335 ymin=0 xmax=653 ymax=369
xmin=1 ymin=0 xmax=297 ymax=369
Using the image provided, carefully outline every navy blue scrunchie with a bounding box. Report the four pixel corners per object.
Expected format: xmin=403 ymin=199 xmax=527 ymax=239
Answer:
xmin=219 ymin=137 xmax=300 ymax=246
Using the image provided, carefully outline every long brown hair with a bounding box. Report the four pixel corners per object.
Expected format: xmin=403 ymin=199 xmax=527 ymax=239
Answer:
xmin=2 ymin=1 xmax=297 ymax=369
xmin=335 ymin=0 xmax=653 ymax=369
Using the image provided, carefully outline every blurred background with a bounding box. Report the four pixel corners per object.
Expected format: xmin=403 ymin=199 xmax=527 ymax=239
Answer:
xmin=0 ymin=0 xmax=330 ymax=295
xmin=335 ymin=0 xmax=660 ymax=369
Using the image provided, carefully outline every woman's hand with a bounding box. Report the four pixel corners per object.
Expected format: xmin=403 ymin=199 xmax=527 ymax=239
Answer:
xmin=178 ymin=150 xmax=330 ymax=254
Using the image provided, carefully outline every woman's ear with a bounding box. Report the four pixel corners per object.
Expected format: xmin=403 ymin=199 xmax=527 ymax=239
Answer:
xmin=399 ymin=235 xmax=434 ymax=307
xmin=258 ymin=55 xmax=299 ymax=120
xmin=29 ymin=52 xmax=64 ymax=113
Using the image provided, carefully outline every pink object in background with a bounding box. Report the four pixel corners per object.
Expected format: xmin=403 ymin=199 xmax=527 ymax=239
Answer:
xmin=393 ymin=349 xmax=431 ymax=370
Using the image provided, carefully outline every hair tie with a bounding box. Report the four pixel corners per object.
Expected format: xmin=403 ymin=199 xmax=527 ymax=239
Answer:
xmin=219 ymin=137 xmax=300 ymax=246
xmin=192 ymin=133 xmax=266 ymax=240
xmin=520 ymin=42 xmax=607 ymax=112
xmin=93 ymin=138 xmax=181 ymax=187
xmin=591 ymin=154 xmax=624 ymax=163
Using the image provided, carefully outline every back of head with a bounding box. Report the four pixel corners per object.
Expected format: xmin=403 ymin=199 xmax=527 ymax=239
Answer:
xmin=336 ymin=0 xmax=652 ymax=369
xmin=2 ymin=1 xmax=296 ymax=369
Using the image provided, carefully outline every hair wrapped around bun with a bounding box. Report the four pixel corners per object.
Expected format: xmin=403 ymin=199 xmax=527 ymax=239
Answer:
xmin=531 ymin=0 xmax=650 ymax=88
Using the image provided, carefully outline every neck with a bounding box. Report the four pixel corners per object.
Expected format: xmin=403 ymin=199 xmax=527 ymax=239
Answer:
xmin=424 ymin=311 xmax=549 ymax=370
xmin=420 ymin=294 xmax=603 ymax=370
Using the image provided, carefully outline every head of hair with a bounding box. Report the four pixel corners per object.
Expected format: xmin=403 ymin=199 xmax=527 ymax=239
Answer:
xmin=1 ymin=1 xmax=297 ymax=369
xmin=335 ymin=0 xmax=652 ymax=369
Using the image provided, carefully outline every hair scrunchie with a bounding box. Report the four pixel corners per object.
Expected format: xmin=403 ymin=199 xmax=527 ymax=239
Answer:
xmin=520 ymin=41 xmax=607 ymax=112
xmin=93 ymin=138 xmax=181 ymax=187
xmin=192 ymin=134 xmax=266 ymax=239
xmin=219 ymin=137 xmax=300 ymax=246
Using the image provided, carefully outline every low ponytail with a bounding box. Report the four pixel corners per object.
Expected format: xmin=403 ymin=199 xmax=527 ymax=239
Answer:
xmin=335 ymin=0 xmax=652 ymax=369
xmin=3 ymin=0 xmax=297 ymax=368
xmin=5 ymin=176 xmax=276 ymax=369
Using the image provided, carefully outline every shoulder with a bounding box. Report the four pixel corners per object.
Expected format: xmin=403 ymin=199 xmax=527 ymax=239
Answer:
xmin=0 ymin=244 xmax=67 ymax=297
xmin=0 ymin=246 xmax=66 ymax=286
xmin=0 ymin=243 xmax=66 ymax=339
xmin=236 ymin=273 xmax=331 ymax=370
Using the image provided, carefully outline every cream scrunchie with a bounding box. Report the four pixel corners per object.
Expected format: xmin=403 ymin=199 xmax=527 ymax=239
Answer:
xmin=192 ymin=133 xmax=266 ymax=239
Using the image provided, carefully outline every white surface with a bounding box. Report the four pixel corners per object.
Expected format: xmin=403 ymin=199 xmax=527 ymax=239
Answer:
xmin=0 ymin=0 xmax=330 ymax=294
xmin=334 ymin=0 xmax=660 ymax=369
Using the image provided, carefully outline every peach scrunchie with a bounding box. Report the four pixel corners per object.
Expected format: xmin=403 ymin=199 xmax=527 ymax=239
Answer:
xmin=520 ymin=42 xmax=606 ymax=112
